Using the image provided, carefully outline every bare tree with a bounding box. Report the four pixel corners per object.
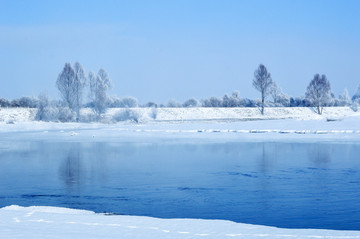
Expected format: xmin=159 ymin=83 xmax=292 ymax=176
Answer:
xmin=252 ymin=64 xmax=273 ymax=114
xmin=73 ymin=62 xmax=87 ymax=118
xmin=56 ymin=62 xmax=86 ymax=120
xmin=56 ymin=63 xmax=76 ymax=110
xmin=89 ymin=69 xmax=112 ymax=116
xmin=305 ymin=74 xmax=331 ymax=114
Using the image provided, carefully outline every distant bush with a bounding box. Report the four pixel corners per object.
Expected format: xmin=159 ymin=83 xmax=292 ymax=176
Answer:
xmin=107 ymin=96 xmax=138 ymax=108
xmin=183 ymin=98 xmax=200 ymax=107
xmin=0 ymin=98 xmax=10 ymax=107
xmin=167 ymin=99 xmax=181 ymax=108
xmin=35 ymin=94 xmax=77 ymax=122
xmin=202 ymin=96 xmax=223 ymax=107
xmin=113 ymin=109 xmax=148 ymax=123
xmin=144 ymin=102 xmax=158 ymax=108
xmin=79 ymin=111 xmax=98 ymax=123
xmin=58 ymin=107 xmax=77 ymax=122
xmin=10 ymin=97 xmax=38 ymax=108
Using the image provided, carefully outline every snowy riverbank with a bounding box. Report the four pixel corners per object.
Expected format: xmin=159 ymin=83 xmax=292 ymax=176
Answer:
xmin=0 ymin=107 xmax=360 ymax=142
xmin=1 ymin=205 xmax=360 ymax=239
xmin=0 ymin=107 xmax=359 ymax=123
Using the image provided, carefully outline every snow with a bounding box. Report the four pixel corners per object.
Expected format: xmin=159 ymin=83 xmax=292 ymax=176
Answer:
xmin=1 ymin=205 xmax=360 ymax=239
xmin=0 ymin=108 xmax=360 ymax=143
xmin=1 ymin=107 xmax=359 ymax=123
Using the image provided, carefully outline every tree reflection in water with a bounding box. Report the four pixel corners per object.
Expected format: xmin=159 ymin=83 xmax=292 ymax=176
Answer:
xmin=59 ymin=144 xmax=82 ymax=188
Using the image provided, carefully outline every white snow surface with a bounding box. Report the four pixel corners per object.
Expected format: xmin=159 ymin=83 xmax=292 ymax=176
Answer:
xmin=0 ymin=107 xmax=360 ymax=143
xmin=0 ymin=107 xmax=359 ymax=122
xmin=1 ymin=205 xmax=360 ymax=239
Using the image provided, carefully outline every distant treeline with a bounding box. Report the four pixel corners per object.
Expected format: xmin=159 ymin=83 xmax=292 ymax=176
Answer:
xmin=1 ymin=89 xmax=358 ymax=109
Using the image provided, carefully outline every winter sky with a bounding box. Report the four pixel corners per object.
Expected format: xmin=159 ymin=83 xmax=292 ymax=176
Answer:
xmin=0 ymin=0 xmax=359 ymax=103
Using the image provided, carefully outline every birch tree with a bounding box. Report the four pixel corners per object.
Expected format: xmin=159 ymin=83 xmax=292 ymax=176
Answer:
xmin=305 ymin=74 xmax=331 ymax=114
xmin=252 ymin=64 xmax=273 ymax=114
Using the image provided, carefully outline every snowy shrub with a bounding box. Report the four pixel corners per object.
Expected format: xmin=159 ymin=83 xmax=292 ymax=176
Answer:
xmin=0 ymin=98 xmax=10 ymax=107
xmin=276 ymin=94 xmax=290 ymax=107
xmin=113 ymin=109 xmax=148 ymax=123
xmin=202 ymin=97 xmax=223 ymax=107
xmin=222 ymin=94 xmax=239 ymax=107
xmin=167 ymin=99 xmax=181 ymax=108
xmin=239 ymin=98 xmax=256 ymax=107
xmin=58 ymin=107 xmax=77 ymax=122
xmin=144 ymin=102 xmax=158 ymax=108
xmin=183 ymin=98 xmax=200 ymax=107
xmin=35 ymin=94 xmax=63 ymax=122
xmin=351 ymin=100 xmax=359 ymax=112
xmin=107 ymin=96 xmax=138 ymax=108
xmin=36 ymin=94 xmax=50 ymax=121
xmin=79 ymin=111 xmax=98 ymax=123
xmin=352 ymin=85 xmax=360 ymax=102
xmin=149 ymin=107 xmax=158 ymax=119
xmin=17 ymin=96 xmax=38 ymax=108
xmin=120 ymin=97 xmax=138 ymax=108
xmin=290 ymin=97 xmax=309 ymax=107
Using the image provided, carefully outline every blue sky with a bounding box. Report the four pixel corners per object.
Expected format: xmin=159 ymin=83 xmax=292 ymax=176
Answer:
xmin=1 ymin=0 xmax=360 ymax=103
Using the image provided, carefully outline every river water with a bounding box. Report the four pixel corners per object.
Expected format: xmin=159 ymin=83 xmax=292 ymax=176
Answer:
xmin=0 ymin=141 xmax=360 ymax=230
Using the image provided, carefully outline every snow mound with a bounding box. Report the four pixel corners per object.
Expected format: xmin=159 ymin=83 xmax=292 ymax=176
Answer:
xmin=2 ymin=205 xmax=94 ymax=215
xmin=0 ymin=205 xmax=359 ymax=239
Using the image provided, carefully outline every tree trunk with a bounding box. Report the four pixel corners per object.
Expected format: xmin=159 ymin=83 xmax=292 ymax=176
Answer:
xmin=317 ymin=105 xmax=322 ymax=115
xmin=261 ymin=96 xmax=265 ymax=115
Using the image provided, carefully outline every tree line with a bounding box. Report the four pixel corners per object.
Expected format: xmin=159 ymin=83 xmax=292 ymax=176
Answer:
xmin=0 ymin=63 xmax=359 ymax=119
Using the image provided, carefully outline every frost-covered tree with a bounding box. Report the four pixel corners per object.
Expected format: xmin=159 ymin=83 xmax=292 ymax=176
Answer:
xmin=202 ymin=96 xmax=223 ymax=107
xmin=339 ymin=88 xmax=351 ymax=106
xmin=269 ymin=81 xmax=282 ymax=104
xmin=183 ymin=98 xmax=200 ymax=107
xmin=352 ymin=85 xmax=360 ymax=102
xmin=73 ymin=62 xmax=87 ymax=117
xmin=35 ymin=93 xmax=50 ymax=121
xmin=56 ymin=62 xmax=86 ymax=120
xmin=0 ymin=98 xmax=10 ymax=107
xmin=89 ymin=69 xmax=112 ymax=116
xmin=167 ymin=99 xmax=181 ymax=108
xmin=222 ymin=93 xmax=240 ymax=107
xmin=119 ymin=97 xmax=138 ymax=108
xmin=305 ymin=74 xmax=331 ymax=114
xmin=252 ymin=64 xmax=273 ymax=114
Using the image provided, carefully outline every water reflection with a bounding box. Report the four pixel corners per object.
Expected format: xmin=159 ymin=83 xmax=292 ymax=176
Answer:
xmin=59 ymin=144 xmax=82 ymax=188
xmin=308 ymin=144 xmax=332 ymax=166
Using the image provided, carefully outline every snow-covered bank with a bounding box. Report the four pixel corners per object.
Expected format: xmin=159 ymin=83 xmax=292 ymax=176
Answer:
xmin=1 ymin=205 xmax=359 ymax=239
xmin=0 ymin=106 xmax=360 ymax=143
xmin=1 ymin=107 xmax=359 ymax=122
xmin=1 ymin=115 xmax=360 ymax=143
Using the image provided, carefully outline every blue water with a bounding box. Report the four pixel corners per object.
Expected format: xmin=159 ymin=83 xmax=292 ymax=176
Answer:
xmin=0 ymin=141 xmax=360 ymax=230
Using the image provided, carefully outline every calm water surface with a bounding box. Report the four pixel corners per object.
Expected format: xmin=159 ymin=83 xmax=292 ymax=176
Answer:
xmin=0 ymin=141 xmax=360 ymax=230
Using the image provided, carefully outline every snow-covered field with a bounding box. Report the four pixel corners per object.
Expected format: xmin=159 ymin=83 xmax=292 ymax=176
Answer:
xmin=1 ymin=107 xmax=360 ymax=238
xmin=1 ymin=107 xmax=360 ymax=143
xmin=1 ymin=205 xmax=360 ymax=239
xmin=0 ymin=107 xmax=359 ymax=123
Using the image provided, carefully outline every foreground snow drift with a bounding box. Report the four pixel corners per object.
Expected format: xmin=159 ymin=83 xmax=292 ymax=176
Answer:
xmin=1 ymin=206 xmax=359 ymax=239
